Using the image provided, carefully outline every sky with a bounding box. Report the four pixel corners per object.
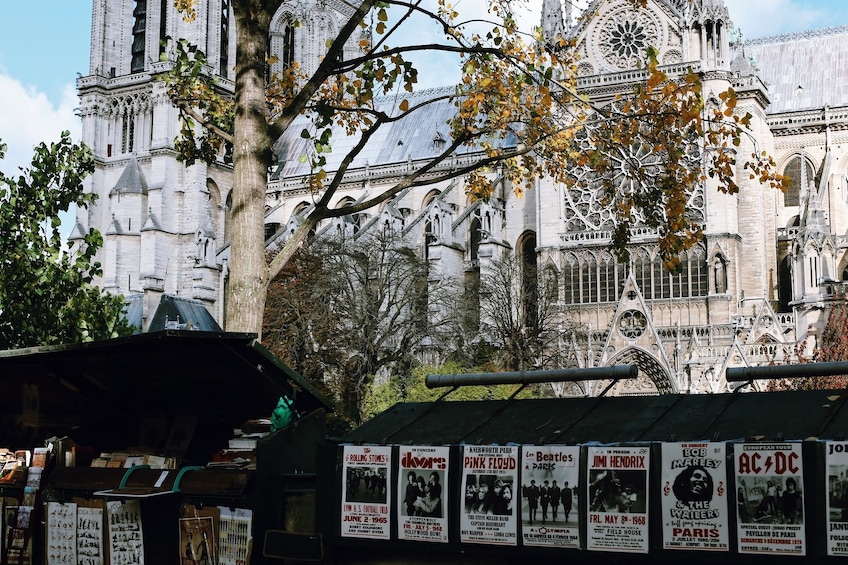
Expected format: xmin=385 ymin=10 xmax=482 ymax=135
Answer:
xmin=1 ymin=0 xmax=847 ymax=178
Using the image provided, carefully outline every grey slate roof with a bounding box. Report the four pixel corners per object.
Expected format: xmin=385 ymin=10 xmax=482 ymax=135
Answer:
xmin=271 ymin=86 xmax=514 ymax=178
xmin=110 ymin=155 xmax=148 ymax=195
xmin=749 ymin=25 xmax=848 ymax=114
xmin=148 ymin=294 xmax=222 ymax=332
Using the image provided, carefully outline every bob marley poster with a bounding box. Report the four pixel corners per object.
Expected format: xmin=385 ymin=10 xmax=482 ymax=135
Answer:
xmin=660 ymin=442 xmax=729 ymax=551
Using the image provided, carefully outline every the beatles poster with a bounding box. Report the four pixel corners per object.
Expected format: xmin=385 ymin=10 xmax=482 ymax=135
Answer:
xmin=826 ymin=440 xmax=848 ymax=556
xmin=398 ymin=446 xmax=449 ymax=543
xmin=520 ymin=445 xmax=580 ymax=548
xmin=734 ymin=442 xmax=805 ymax=555
xmin=341 ymin=445 xmax=392 ymax=540
xmin=660 ymin=442 xmax=729 ymax=551
xmin=460 ymin=445 xmax=519 ymax=545
xmin=586 ymin=446 xmax=650 ymax=553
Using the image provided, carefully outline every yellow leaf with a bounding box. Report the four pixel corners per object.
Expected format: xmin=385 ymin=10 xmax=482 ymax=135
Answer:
xmin=399 ymin=99 xmax=409 ymax=111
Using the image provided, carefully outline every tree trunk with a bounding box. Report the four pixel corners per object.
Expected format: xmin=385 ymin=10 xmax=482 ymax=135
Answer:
xmin=226 ymin=2 xmax=275 ymax=334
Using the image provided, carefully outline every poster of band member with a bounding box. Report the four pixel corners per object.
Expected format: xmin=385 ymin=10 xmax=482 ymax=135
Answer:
xmin=398 ymin=446 xmax=449 ymax=543
xmin=460 ymin=445 xmax=519 ymax=545
xmin=660 ymin=442 xmax=729 ymax=551
xmin=520 ymin=445 xmax=580 ymax=548
xmin=341 ymin=445 xmax=392 ymax=540
xmin=734 ymin=442 xmax=805 ymax=556
xmin=826 ymin=441 xmax=848 ymax=556
xmin=586 ymin=446 xmax=650 ymax=553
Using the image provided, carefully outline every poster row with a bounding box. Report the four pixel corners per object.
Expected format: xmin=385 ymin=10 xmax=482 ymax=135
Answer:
xmin=340 ymin=441 xmax=848 ymax=556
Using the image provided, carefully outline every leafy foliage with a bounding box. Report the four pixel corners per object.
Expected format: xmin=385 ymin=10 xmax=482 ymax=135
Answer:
xmin=0 ymin=134 xmax=133 ymax=349
xmin=362 ymin=362 xmax=538 ymax=421
xmin=167 ymin=0 xmax=786 ymax=332
xmin=767 ymin=295 xmax=848 ymax=391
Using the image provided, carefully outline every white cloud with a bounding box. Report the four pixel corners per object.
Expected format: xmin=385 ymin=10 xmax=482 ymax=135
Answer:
xmin=0 ymin=75 xmax=81 ymax=175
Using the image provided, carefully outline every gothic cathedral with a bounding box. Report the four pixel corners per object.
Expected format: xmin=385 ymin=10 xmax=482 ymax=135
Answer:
xmin=75 ymin=0 xmax=848 ymax=394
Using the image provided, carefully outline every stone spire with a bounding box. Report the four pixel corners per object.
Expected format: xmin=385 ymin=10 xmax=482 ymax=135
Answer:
xmin=541 ymin=0 xmax=566 ymax=46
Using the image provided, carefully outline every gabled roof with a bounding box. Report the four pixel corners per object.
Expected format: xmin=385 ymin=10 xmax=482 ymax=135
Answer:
xmin=750 ymin=25 xmax=848 ymax=114
xmin=341 ymin=388 xmax=848 ymax=446
xmin=148 ymin=294 xmax=222 ymax=332
xmin=0 ymin=331 xmax=334 ymax=458
xmin=110 ymin=155 xmax=148 ymax=195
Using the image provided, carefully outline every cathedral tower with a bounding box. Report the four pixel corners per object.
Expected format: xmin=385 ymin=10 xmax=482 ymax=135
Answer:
xmin=74 ymin=0 xmax=358 ymax=330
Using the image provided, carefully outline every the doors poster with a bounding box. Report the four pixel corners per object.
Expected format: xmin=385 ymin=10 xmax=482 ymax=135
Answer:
xmin=586 ymin=446 xmax=649 ymax=553
xmin=398 ymin=446 xmax=449 ymax=543
xmin=734 ymin=442 xmax=805 ymax=555
xmin=660 ymin=442 xmax=729 ymax=551
xmin=826 ymin=440 xmax=848 ymax=556
xmin=520 ymin=445 xmax=580 ymax=548
xmin=460 ymin=445 xmax=519 ymax=545
xmin=341 ymin=445 xmax=391 ymax=540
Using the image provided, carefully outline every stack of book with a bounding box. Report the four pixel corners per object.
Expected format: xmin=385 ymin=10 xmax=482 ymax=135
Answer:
xmin=206 ymin=419 xmax=271 ymax=470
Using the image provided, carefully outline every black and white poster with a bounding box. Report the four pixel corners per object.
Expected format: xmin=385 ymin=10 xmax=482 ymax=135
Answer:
xmin=660 ymin=442 xmax=729 ymax=551
xmin=460 ymin=445 xmax=519 ymax=545
xmin=341 ymin=445 xmax=391 ymax=539
xmin=586 ymin=446 xmax=649 ymax=553
xmin=734 ymin=442 xmax=805 ymax=555
xmin=520 ymin=445 xmax=580 ymax=548
xmin=826 ymin=440 xmax=848 ymax=556
xmin=398 ymin=446 xmax=449 ymax=543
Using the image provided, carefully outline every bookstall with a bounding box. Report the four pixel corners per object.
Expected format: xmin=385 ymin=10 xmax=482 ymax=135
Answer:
xmin=317 ymin=366 xmax=848 ymax=564
xmin=0 ymin=331 xmax=332 ymax=564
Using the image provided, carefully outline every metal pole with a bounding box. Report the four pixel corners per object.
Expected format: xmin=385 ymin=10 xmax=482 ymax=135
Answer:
xmin=726 ymin=361 xmax=848 ymax=382
xmin=425 ymin=365 xmax=638 ymax=389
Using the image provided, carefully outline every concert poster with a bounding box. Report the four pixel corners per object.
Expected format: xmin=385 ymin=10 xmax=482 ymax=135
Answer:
xmin=397 ymin=446 xmax=449 ymax=543
xmin=586 ymin=445 xmax=649 ymax=553
xmin=460 ymin=445 xmax=519 ymax=546
xmin=519 ymin=445 xmax=580 ymax=548
xmin=734 ymin=442 xmax=805 ymax=556
xmin=341 ymin=445 xmax=392 ymax=540
xmin=660 ymin=442 xmax=729 ymax=551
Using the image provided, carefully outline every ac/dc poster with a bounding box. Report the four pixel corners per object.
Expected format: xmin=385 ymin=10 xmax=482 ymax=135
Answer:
xmin=341 ymin=445 xmax=392 ymax=540
xmin=398 ymin=446 xmax=449 ymax=543
xmin=520 ymin=445 xmax=580 ymax=548
xmin=826 ymin=440 xmax=848 ymax=556
xmin=734 ymin=442 xmax=805 ymax=556
xmin=660 ymin=442 xmax=729 ymax=551
xmin=460 ymin=445 xmax=519 ymax=546
xmin=586 ymin=446 xmax=650 ymax=553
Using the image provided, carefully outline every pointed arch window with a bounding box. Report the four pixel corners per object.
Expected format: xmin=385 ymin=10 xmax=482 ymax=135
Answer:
xmin=581 ymin=253 xmax=597 ymax=303
xmin=563 ymin=255 xmax=578 ymax=304
xmin=691 ymin=246 xmax=708 ymax=296
xmin=783 ymin=155 xmax=814 ymax=207
xmin=220 ymin=0 xmax=231 ymax=77
xmin=159 ymin=0 xmax=167 ymax=57
xmin=131 ymin=0 xmax=147 ymax=73
xmin=598 ymin=252 xmax=616 ymax=302
xmin=635 ymin=249 xmax=651 ymax=298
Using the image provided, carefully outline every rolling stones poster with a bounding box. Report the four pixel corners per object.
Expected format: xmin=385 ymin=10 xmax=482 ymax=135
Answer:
xmin=520 ymin=445 xmax=580 ymax=548
xmin=460 ymin=445 xmax=519 ymax=546
xmin=826 ymin=441 xmax=848 ymax=556
xmin=397 ymin=446 xmax=449 ymax=543
xmin=734 ymin=442 xmax=805 ymax=556
xmin=660 ymin=442 xmax=729 ymax=551
xmin=586 ymin=446 xmax=649 ymax=553
xmin=341 ymin=445 xmax=392 ymax=540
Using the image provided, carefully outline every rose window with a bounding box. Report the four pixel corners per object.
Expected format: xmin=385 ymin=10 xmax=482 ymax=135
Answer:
xmin=618 ymin=310 xmax=647 ymax=339
xmin=598 ymin=7 xmax=660 ymax=70
xmin=561 ymin=124 xmax=705 ymax=235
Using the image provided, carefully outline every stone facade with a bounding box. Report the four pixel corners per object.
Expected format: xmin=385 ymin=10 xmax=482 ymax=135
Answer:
xmin=76 ymin=0 xmax=848 ymax=394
